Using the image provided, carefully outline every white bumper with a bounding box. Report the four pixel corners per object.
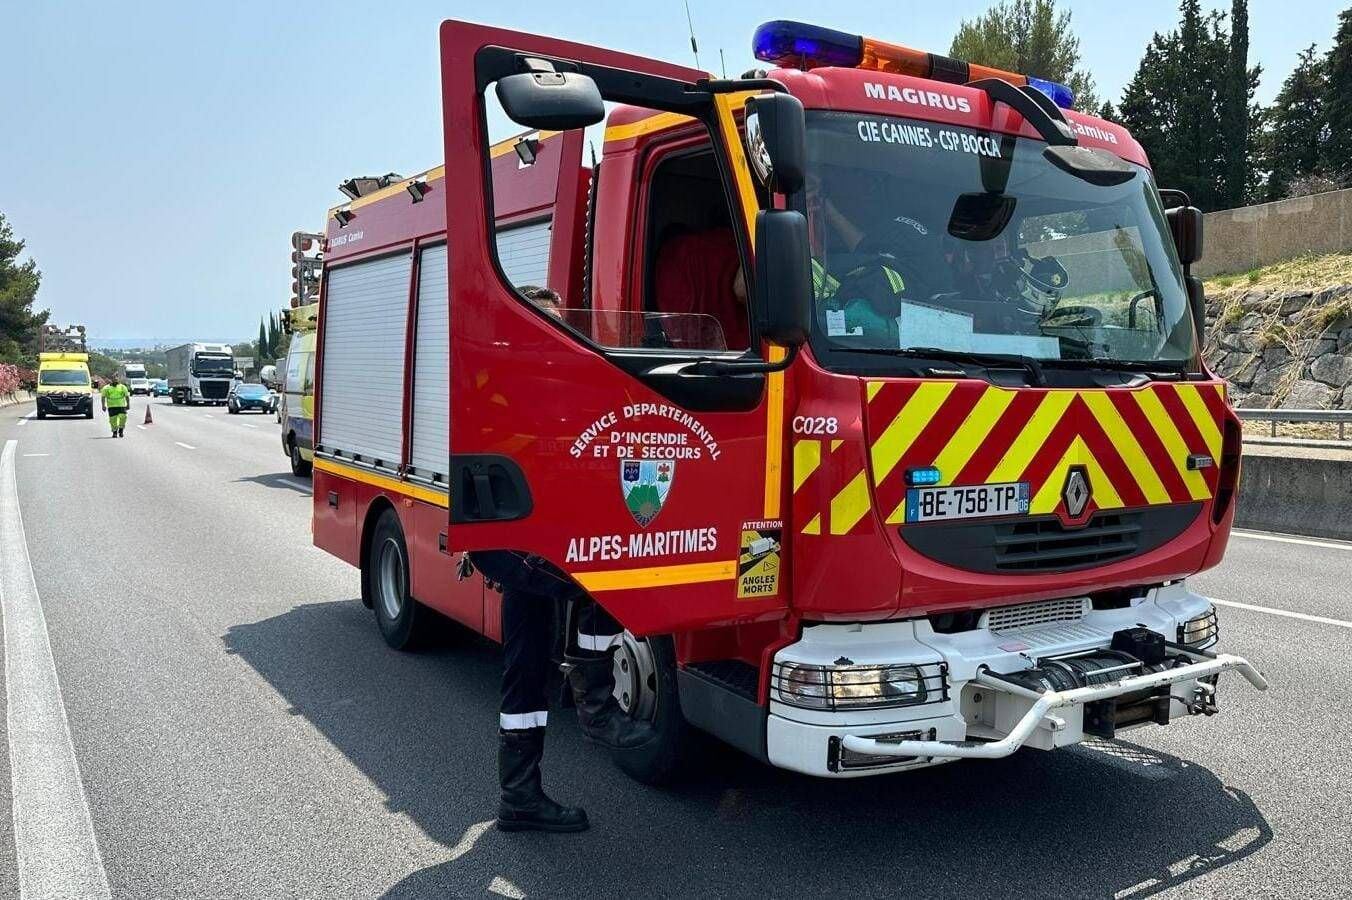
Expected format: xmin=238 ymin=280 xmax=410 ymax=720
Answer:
xmin=766 ymin=582 xmax=1266 ymax=778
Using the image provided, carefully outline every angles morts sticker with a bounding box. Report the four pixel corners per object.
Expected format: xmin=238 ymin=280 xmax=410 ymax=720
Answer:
xmin=621 ymin=459 xmax=674 ymax=528
xmin=737 ymin=520 xmax=783 ymax=599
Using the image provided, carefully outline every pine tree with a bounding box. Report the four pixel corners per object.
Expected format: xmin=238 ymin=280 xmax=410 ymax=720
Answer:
xmin=1118 ymin=1 xmax=1238 ymax=210
xmin=951 ymin=0 xmax=1099 ymax=110
xmin=1322 ymin=7 xmax=1352 ymax=180
xmin=1263 ymin=45 xmax=1329 ymax=200
xmin=258 ymin=317 xmax=268 ymax=360
xmin=0 ymin=212 xmax=47 ymax=363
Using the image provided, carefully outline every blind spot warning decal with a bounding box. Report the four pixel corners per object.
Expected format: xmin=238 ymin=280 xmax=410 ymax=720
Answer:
xmin=738 ymin=520 xmax=783 ymax=599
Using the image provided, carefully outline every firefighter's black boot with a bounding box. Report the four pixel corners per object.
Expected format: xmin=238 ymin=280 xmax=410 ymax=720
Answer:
xmin=565 ymin=654 xmax=657 ymax=750
xmin=496 ymin=729 xmax=589 ymax=833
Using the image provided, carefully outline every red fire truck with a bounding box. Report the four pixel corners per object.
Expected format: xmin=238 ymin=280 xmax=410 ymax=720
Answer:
xmin=310 ymin=19 xmax=1265 ymax=781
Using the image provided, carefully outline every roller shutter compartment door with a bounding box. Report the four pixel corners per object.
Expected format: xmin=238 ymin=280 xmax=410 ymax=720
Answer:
xmin=495 ymin=218 xmax=552 ymax=288
xmin=410 ymin=244 xmax=449 ymax=482
xmin=318 ymin=252 xmax=411 ymax=469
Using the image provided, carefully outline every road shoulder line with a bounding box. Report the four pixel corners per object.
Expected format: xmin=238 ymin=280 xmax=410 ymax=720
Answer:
xmin=1210 ymin=597 xmax=1352 ymax=630
xmin=0 ymin=439 xmax=112 ymax=898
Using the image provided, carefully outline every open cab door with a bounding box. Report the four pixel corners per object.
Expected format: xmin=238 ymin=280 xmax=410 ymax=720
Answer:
xmin=440 ymin=21 xmax=792 ymax=635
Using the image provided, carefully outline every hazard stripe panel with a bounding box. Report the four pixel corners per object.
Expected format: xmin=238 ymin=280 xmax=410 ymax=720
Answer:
xmin=865 ymin=381 xmax=1226 ymax=523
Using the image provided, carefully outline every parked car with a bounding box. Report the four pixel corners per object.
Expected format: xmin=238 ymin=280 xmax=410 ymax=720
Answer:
xmin=226 ymin=383 xmax=275 ymax=414
xmin=150 ymin=379 xmax=171 ymax=397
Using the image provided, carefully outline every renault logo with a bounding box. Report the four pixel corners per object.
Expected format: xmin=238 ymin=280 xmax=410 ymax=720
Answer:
xmin=1062 ymin=467 xmax=1091 ymax=518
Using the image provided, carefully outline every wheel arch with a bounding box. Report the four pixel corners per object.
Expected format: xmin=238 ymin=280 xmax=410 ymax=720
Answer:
xmin=359 ymin=495 xmax=402 ymax=609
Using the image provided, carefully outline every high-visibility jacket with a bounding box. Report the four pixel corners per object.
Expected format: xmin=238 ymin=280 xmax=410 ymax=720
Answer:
xmin=101 ymin=383 xmax=130 ymax=409
xmin=814 ymin=258 xmax=908 ymax=346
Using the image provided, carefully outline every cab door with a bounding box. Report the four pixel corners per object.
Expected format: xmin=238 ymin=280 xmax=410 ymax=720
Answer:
xmin=440 ymin=21 xmax=789 ymax=635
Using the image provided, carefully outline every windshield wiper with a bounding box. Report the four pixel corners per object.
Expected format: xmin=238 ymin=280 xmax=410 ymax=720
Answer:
xmin=834 ymin=345 xmax=1046 ymax=386
xmin=1043 ymin=357 xmax=1191 ymax=378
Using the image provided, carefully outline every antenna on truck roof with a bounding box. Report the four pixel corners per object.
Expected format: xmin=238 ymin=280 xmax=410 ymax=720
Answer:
xmin=683 ymin=0 xmax=701 ymax=70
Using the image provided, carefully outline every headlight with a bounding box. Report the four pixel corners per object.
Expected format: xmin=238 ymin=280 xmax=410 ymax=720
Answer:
xmin=774 ymin=661 xmax=946 ymax=710
xmin=1178 ymin=607 xmax=1219 ymax=650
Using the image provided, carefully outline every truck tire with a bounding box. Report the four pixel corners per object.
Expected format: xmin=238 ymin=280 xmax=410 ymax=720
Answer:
xmin=365 ymin=510 xmax=428 ymax=651
xmin=289 ymin=437 xmax=312 ymax=477
xmin=609 ymin=635 xmax=693 ymax=784
xmin=36 ymin=409 xmax=46 ymax=420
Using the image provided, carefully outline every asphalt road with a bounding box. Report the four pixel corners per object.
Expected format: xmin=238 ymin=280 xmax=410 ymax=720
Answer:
xmin=0 ymin=396 xmax=1348 ymax=899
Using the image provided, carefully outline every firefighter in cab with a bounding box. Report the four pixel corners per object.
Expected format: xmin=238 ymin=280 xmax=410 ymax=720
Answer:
xmin=101 ymin=374 xmax=131 ymax=438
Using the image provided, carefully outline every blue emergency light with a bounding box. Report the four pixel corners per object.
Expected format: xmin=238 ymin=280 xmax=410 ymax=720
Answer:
xmin=752 ymin=20 xmax=1076 ymax=110
xmin=905 ymin=466 xmax=943 ymax=487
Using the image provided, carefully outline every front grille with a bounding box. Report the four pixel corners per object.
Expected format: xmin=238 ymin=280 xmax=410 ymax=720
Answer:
xmin=902 ymin=503 xmax=1202 ymax=574
xmin=984 ymin=596 xmax=1089 ymax=632
xmin=200 ymin=381 xmax=229 ymax=399
xmin=993 ymin=512 xmax=1142 ymax=571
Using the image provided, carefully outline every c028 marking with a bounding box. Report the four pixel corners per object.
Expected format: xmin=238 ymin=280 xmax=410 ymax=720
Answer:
xmin=791 ymin=416 xmax=838 ymax=436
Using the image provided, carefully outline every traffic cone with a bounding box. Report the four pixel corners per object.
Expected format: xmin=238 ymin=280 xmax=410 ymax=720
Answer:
xmin=144 ymin=405 xmax=153 ymax=425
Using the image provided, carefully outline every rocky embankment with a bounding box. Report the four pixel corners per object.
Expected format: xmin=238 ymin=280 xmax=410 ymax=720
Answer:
xmin=1204 ymin=284 xmax=1352 ymax=408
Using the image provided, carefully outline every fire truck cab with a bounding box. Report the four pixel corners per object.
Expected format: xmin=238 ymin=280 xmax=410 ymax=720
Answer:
xmin=311 ymin=19 xmax=1264 ymax=781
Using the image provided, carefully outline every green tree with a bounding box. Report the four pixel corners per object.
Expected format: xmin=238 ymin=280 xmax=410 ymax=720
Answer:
xmin=258 ymin=317 xmax=268 ymax=360
xmin=1118 ymin=0 xmax=1252 ymax=210
xmin=1262 ymin=45 xmax=1329 ymax=200
xmin=1321 ymin=8 xmax=1352 ymax=179
xmin=0 ymin=212 xmax=48 ymax=363
xmin=950 ymin=0 xmax=1098 ymax=111
xmin=1220 ymin=0 xmax=1260 ymax=207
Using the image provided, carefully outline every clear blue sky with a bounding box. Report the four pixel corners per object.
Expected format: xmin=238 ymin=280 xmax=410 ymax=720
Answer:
xmin=2 ymin=0 xmax=1343 ymax=343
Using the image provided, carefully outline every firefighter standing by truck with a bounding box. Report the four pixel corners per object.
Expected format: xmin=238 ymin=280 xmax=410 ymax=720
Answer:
xmin=100 ymin=375 xmax=131 ymax=438
xmin=468 ymin=549 xmax=653 ymax=833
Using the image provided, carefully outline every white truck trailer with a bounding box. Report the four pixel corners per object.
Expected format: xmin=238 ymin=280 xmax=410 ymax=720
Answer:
xmin=165 ymin=342 xmax=235 ymax=406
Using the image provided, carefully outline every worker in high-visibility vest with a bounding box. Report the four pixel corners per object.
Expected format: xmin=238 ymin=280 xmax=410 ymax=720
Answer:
xmin=806 ymin=172 xmax=914 ymax=347
xmin=100 ymin=375 xmax=131 ymax=438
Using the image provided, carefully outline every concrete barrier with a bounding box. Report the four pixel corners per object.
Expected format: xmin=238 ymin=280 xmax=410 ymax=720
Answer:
xmin=1235 ymin=444 xmax=1352 ymax=540
xmin=1198 ymin=187 xmax=1352 ymax=278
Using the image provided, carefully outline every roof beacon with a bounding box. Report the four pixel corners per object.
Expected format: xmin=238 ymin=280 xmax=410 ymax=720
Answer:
xmin=751 ymin=20 xmax=1075 ymax=110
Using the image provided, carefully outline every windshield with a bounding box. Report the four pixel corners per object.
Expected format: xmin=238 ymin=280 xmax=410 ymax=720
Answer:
xmin=194 ymin=355 xmax=233 ymax=375
xmin=236 ymin=385 xmax=269 ymax=398
xmin=39 ymin=369 xmax=89 ymax=386
xmin=803 ymin=111 xmax=1196 ymax=369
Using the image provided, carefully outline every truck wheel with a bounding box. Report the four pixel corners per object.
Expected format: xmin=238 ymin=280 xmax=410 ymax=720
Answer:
xmin=609 ymin=634 xmax=692 ymax=784
xmin=289 ymin=438 xmax=312 ymax=477
xmin=365 ymin=510 xmax=427 ymax=651
xmin=36 ymin=409 xmax=46 ymax=420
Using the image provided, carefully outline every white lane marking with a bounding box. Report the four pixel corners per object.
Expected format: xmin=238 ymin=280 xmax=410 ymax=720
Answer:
xmin=16 ymin=419 xmax=26 ymax=427
xmin=242 ymin=423 xmax=258 ymax=429
xmin=1231 ymin=530 xmax=1352 ymax=552
xmin=203 ymin=414 xmax=214 ymax=419
xmin=281 ymin=480 xmax=311 ymax=492
xmin=1 ymin=440 xmax=113 ymax=898
xmin=1209 ymin=597 xmax=1352 ymax=631
xmin=135 ymin=425 xmax=147 ymax=431
xmin=21 ymin=454 xmax=49 ymax=458
xmin=488 ymin=877 xmax=525 ymax=898
xmin=174 ymin=442 xmax=196 ymax=450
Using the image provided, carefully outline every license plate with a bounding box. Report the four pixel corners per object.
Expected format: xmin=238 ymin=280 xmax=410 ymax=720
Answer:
xmin=905 ymin=482 xmax=1030 ymax=523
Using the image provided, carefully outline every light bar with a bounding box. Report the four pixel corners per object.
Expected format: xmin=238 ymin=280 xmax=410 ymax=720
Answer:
xmin=752 ymin=20 xmax=1075 ymax=109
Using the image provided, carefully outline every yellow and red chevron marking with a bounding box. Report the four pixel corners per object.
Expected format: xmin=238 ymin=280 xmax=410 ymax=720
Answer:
xmin=791 ymin=437 xmax=873 ymax=537
xmin=866 ymin=380 xmax=1228 ymax=525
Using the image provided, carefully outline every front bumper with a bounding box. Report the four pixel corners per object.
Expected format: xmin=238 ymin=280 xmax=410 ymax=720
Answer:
xmin=767 ymin=582 xmax=1265 ymax=778
xmin=36 ymin=394 xmax=92 ymax=415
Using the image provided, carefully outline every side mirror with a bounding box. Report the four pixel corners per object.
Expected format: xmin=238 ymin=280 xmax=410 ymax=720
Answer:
xmin=495 ymin=58 xmax=604 ymax=131
xmin=753 ymin=210 xmax=811 ymax=347
xmin=1166 ymin=204 xmax=1204 ymax=266
xmin=1185 ymin=275 xmax=1207 ymax=344
xmin=744 ymin=93 xmax=806 ymax=195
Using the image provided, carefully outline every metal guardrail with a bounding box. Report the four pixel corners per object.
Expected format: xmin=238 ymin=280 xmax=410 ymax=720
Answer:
xmin=1236 ymin=408 xmax=1352 ymax=439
